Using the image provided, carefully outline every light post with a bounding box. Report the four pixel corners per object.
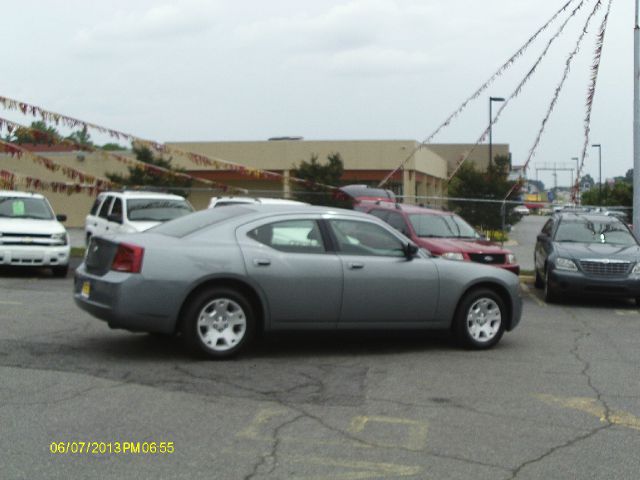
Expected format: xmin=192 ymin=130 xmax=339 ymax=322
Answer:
xmin=489 ymin=96 xmax=505 ymax=169
xmin=592 ymin=144 xmax=602 ymax=204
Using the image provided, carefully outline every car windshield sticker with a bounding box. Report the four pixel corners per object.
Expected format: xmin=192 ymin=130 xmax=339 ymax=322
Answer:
xmin=12 ymin=200 xmax=25 ymax=216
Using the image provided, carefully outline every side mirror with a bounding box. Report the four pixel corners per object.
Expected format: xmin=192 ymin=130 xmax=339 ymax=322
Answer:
xmin=108 ymin=213 xmax=123 ymax=224
xmin=537 ymin=234 xmax=548 ymax=242
xmin=403 ymin=243 xmax=419 ymax=259
xmin=56 ymin=214 xmax=67 ymax=222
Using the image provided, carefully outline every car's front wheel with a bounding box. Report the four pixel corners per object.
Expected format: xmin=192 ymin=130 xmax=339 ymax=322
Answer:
xmin=454 ymin=288 xmax=506 ymax=349
xmin=51 ymin=265 xmax=69 ymax=278
xmin=544 ymin=268 xmax=557 ymax=303
xmin=182 ymin=288 xmax=255 ymax=359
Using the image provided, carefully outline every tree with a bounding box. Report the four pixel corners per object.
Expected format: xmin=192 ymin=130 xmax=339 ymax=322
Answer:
xmin=100 ymin=142 xmax=127 ymax=151
xmin=106 ymin=145 xmax=193 ymax=197
xmin=9 ymin=120 xmax=60 ymax=144
xmin=447 ymin=155 xmax=520 ymax=231
xmin=292 ymin=152 xmax=347 ymax=207
xmin=66 ymin=126 xmax=93 ymax=146
xmin=625 ymin=168 xmax=633 ymax=183
xmin=581 ymin=180 xmax=632 ymax=207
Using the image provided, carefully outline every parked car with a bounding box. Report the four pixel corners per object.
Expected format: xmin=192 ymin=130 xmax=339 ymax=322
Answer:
xmin=208 ymin=196 xmax=307 ymax=208
xmin=513 ymin=205 xmax=530 ymax=216
xmin=85 ymin=191 xmax=194 ymax=245
xmin=534 ymin=212 xmax=640 ymax=303
xmin=338 ymin=184 xmax=396 ymax=206
xmin=74 ymin=205 xmax=522 ymax=358
xmin=357 ymin=203 xmax=519 ymax=275
xmin=0 ymin=190 xmax=70 ymax=277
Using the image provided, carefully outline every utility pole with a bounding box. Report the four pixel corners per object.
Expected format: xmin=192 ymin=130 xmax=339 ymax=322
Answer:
xmin=592 ymin=144 xmax=602 ymax=204
xmin=489 ymin=96 xmax=505 ymax=169
xmin=634 ymin=0 xmax=640 ymax=235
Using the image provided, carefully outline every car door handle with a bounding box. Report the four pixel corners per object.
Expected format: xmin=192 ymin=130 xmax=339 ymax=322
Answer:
xmin=348 ymin=262 xmax=364 ymax=270
xmin=253 ymin=258 xmax=271 ymax=266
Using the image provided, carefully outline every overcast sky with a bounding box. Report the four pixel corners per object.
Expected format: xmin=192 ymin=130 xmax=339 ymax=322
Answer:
xmin=0 ymin=0 xmax=633 ymax=188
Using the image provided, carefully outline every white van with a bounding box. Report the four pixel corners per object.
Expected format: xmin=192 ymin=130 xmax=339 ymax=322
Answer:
xmin=0 ymin=191 xmax=70 ymax=277
xmin=85 ymin=191 xmax=194 ymax=244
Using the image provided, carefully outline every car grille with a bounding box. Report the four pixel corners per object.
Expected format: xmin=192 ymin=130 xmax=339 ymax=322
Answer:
xmin=579 ymin=260 xmax=631 ymax=277
xmin=468 ymin=253 xmax=505 ymax=265
xmin=0 ymin=233 xmax=63 ymax=246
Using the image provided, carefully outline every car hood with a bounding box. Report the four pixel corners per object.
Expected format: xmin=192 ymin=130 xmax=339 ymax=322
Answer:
xmin=414 ymin=237 xmax=510 ymax=254
xmin=0 ymin=218 xmax=66 ymax=235
xmin=554 ymin=242 xmax=640 ymax=261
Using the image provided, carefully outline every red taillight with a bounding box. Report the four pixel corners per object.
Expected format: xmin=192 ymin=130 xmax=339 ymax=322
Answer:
xmin=111 ymin=243 xmax=144 ymax=273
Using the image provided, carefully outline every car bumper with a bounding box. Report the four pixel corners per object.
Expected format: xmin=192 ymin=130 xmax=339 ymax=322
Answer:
xmin=549 ymin=269 xmax=640 ymax=298
xmin=497 ymin=264 xmax=520 ymax=275
xmin=73 ymin=264 xmax=177 ymax=333
xmin=0 ymin=245 xmax=70 ymax=267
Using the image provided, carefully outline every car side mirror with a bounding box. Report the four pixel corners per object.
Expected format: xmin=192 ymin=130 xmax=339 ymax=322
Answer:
xmin=403 ymin=243 xmax=419 ymax=259
xmin=537 ymin=234 xmax=548 ymax=242
xmin=108 ymin=213 xmax=123 ymax=224
xmin=56 ymin=214 xmax=67 ymax=222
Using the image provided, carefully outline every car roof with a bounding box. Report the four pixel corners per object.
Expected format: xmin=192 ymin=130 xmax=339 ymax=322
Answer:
xmin=99 ymin=191 xmax=186 ymax=200
xmin=210 ymin=196 xmax=307 ymax=205
xmin=0 ymin=190 xmax=45 ymax=199
xmin=363 ymin=201 xmax=451 ymax=216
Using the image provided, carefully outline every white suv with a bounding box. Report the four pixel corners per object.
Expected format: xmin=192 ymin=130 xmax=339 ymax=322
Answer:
xmin=208 ymin=196 xmax=307 ymax=208
xmin=85 ymin=191 xmax=194 ymax=244
xmin=0 ymin=191 xmax=70 ymax=277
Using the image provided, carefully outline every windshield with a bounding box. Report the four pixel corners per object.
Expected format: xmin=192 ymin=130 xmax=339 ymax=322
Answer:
xmin=0 ymin=197 xmax=54 ymax=220
xmin=126 ymin=199 xmax=194 ymax=222
xmin=554 ymin=219 xmax=638 ymax=246
xmin=408 ymin=213 xmax=477 ymax=238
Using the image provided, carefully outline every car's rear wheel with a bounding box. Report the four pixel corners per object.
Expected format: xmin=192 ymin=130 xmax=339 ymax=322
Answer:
xmin=454 ymin=288 xmax=506 ymax=349
xmin=544 ymin=268 xmax=557 ymax=303
xmin=182 ymin=288 xmax=255 ymax=359
xmin=534 ymin=268 xmax=543 ymax=289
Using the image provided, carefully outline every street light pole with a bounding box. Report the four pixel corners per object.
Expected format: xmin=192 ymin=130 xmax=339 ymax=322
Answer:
xmin=592 ymin=144 xmax=602 ymax=204
xmin=489 ymin=96 xmax=505 ymax=170
xmin=634 ymin=0 xmax=640 ymax=235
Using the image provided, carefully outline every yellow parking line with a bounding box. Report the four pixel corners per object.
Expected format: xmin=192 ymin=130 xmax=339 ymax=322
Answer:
xmin=615 ymin=310 xmax=640 ymax=316
xmin=520 ymin=283 xmax=545 ymax=308
xmin=0 ymin=300 xmax=23 ymax=305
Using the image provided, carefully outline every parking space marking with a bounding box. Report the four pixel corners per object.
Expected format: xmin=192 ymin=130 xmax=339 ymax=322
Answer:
xmin=348 ymin=416 xmax=428 ymax=451
xmin=520 ymin=283 xmax=546 ymax=308
xmin=537 ymin=394 xmax=640 ymax=431
xmin=614 ymin=310 xmax=640 ymax=316
xmin=238 ymin=409 xmax=429 ymax=451
xmin=0 ymin=300 xmax=23 ymax=305
xmin=290 ymin=456 xmax=421 ymax=479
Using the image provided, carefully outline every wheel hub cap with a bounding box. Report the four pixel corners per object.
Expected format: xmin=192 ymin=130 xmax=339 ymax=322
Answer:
xmin=466 ymin=297 xmax=501 ymax=343
xmin=197 ymin=298 xmax=246 ymax=352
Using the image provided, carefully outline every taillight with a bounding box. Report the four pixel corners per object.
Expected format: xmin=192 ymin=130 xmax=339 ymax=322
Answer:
xmin=111 ymin=243 xmax=144 ymax=273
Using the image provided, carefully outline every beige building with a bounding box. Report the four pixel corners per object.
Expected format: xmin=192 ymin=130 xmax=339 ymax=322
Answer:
xmin=1 ymin=140 xmax=510 ymax=226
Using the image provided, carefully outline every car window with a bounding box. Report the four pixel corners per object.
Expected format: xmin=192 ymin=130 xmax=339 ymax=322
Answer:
xmin=150 ymin=206 xmax=253 ymax=237
xmin=368 ymin=209 xmax=389 ymax=222
xmin=126 ymin=199 xmax=194 ymax=222
xmin=386 ymin=212 xmax=409 ymax=235
xmin=248 ymin=220 xmax=325 ymax=254
xmin=98 ymin=196 xmax=113 ymax=219
xmin=408 ymin=214 xmax=476 ymax=238
xmin=0 ymin=197 xmax=54 ymax=220
xmin=554 ymin=219 xmax=638 ymax=246
xmin=541 ymin=219 xmax=553 ymax=236
xmin=329 ymin=219 xmax=405 ymax=257
xmin=111 ymin=198 xmax=123 ymax=217
xmin=89 ymin=197 xmax=103 ymax=216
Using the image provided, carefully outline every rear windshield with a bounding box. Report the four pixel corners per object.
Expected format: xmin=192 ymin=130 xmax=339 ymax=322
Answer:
xmin=0 ymin=197 xmax=54 ymax=220
xmin=127 ymin=199 xmax=194 ymax=221
xmin=408 ymin=214 xmax=477 ymax=238
xmin=149 ymin=206 xmax=253 ymax=237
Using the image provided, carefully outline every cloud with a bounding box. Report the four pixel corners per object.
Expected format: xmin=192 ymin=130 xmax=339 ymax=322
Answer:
xmin=75 ymin=2 xmax=216 ymax=48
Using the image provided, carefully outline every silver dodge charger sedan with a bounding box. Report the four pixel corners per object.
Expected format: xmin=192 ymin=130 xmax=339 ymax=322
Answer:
xmin=74 ymin=205 xmax=522 ymax=358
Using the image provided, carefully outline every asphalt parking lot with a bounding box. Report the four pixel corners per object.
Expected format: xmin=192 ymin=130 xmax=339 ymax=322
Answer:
xmin=1 ymin=265 xmax=639 ymax=480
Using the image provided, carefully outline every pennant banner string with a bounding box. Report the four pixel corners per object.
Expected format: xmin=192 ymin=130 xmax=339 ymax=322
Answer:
xmin=378 ymin=0 xmax=578 ymax=188
xmin=447 ymin=0 xmax=592 ymax=183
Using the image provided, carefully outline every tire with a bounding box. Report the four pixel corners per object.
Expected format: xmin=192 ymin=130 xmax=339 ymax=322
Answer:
xmin=52 ymin=265 xmax=69 ymax=278
xmin=181 ymin=288 xmax=255 ymax=359
xmin=543 ymin=268 xmax=557 ymax=303
xmin=453 ymin=288 xmax=506 ymax=349
xmin=534 ymin=268 xmax=543 ymax=289
xmin=86 ymin=233 xmax=92 ymax=247
xmin=634 ymin=297 xmax=640 ymax=307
